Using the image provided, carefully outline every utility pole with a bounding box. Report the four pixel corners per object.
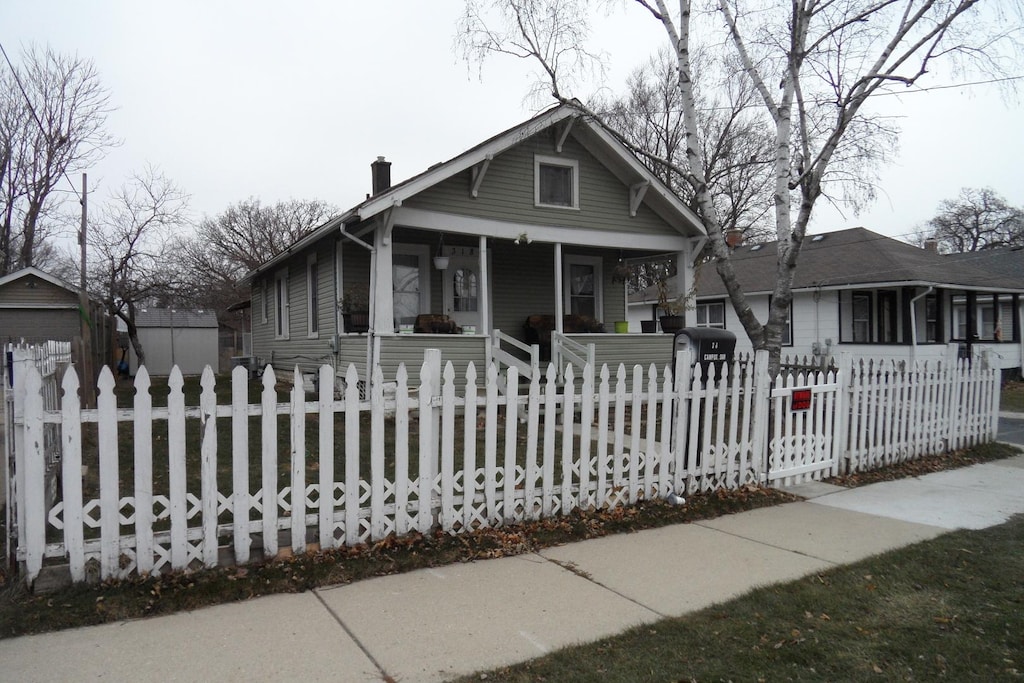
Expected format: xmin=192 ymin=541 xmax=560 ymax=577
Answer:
xmin=79 ymin=173 xmax=95 ymax=407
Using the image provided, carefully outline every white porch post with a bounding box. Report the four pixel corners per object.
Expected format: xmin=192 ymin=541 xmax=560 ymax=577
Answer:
xmin=372 ymin=225 xmax=395 ymax=334
xmin=479 ymin=235 xmax=489 ymax=336
xmin=554 ymin=242 xmax=564 ymax=333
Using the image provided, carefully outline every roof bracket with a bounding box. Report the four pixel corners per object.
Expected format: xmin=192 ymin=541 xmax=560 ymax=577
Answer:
xmin=555 ymin=116 xmax=576 ymax=153
xmin=380 ymin=206 xmax=398 ymax=246
xmin=629 ymin=181 xmax=650 ymax=217
xmin=470 ymin=155 xmax=493 ymax=198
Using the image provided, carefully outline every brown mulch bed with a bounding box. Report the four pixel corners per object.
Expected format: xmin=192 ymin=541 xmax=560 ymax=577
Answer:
xmin=825 ymin=441 xmax=1020 ymax=488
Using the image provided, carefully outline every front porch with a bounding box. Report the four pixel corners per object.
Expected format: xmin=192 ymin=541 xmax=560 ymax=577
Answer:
xmin=333 ymin=328 xmax=678 ymax=387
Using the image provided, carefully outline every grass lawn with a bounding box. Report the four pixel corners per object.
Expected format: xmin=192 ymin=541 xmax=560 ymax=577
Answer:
xmin=456 ymin=514 xmax=1024 ymax=682
xmin=1002 ymin=380 xmax=1024 ymax=413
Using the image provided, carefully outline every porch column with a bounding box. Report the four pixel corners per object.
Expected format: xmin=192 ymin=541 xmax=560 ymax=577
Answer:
xmin=554 ymin=242 xmax=564 ymax=334
xmin=372 ymin=225 xmax=395 ymax=334
xmin=478 ymin=235 xmax=489 ymax=335
xmin=677 ymin=244 xmax=692 ymax=327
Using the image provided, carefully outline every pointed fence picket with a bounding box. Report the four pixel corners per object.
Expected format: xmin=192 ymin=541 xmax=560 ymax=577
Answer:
xmin=7 ymin=347 xmax=1001 ymax=587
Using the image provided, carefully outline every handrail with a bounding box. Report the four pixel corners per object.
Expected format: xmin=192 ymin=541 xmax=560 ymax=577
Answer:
xmin=490 ymin=329 xmax=539 ymax=381
xmin=552 ymin=331 xmax=595 ymax=379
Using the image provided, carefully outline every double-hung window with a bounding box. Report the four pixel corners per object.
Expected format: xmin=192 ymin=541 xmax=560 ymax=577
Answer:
xmin=695 ymin=301 xmax=726 ymax=329
xmin=563 ymin=255 xmax=602 ymax=318
xmin=392 ymin=244 xmax=431 ymax=328
xmin=852 ymin=293 xmax=871 ymax=342
xmin=274 ymin=269 xmax=290 ymax=340
xmin=306 ymin=254 xmax=319 ymax=338
xmin=535 ymin=155 xmax=579 ymax=209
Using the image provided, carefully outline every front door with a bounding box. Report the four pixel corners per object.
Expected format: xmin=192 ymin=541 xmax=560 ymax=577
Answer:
xmin=442 ymin=249 xmax=487 ymax=333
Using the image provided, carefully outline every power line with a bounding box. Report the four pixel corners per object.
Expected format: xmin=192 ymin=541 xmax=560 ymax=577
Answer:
xmin=0 ymin=40 xmax=83 ymax=201
xmin=599 ymin=75 xmax=1024 ymax=116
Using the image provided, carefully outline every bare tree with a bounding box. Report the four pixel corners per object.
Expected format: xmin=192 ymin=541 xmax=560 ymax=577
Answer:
xmin=0 ymin=44 xmax=115 ymax=274
xmin=176 ymin=198 xmax=337 ymax=313
xmin=919 ymin=187 xmax=1023 ymax=252
xmin=89 ymin=167 xmax=190 ymax=368
xmin=599 ymin=48 xmax=776 ymax=245
xmin=459 ymin=0 xmax=1021 ymax=370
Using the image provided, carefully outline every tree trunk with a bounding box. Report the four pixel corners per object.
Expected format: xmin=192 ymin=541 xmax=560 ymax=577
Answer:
xmin=120 ymin=302 xmax=146 ymax=369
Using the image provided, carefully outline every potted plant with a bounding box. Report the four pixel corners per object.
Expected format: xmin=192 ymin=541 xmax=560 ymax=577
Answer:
xmin=656 ymin=278 xmax=687 ymax=333
xmin=340 ymin=284 xmax=370 ymax=333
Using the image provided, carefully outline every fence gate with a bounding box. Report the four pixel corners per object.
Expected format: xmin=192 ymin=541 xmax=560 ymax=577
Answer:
xmin=4 ymin=342 xmax=72 ymax=571
xmin=765 ymin=367 xmax=843 ymax=485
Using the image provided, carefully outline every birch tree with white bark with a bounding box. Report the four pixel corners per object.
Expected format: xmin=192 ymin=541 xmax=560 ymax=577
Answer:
xmin=459 ymin=0 xmax=1022 ymax=371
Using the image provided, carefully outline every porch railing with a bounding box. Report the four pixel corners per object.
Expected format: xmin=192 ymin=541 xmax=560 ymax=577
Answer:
xmin=552 ymin=331 xmax=595 ymax=380
xmin=490 ymin=329 xmax=539 ymax=381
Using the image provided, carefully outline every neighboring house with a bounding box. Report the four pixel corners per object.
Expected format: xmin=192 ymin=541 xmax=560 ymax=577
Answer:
xmin=0 ymin=267 xmax=110 ymax=370
xmin=630 ymin=228 xmax=1024 ymax=374
xmin=0 ymin=267 xmax=98 ymax=343
xmin=128 ymin=308 xmax=219 ymax=376
xmin=244 ymin=102 xmax=707 ymax=385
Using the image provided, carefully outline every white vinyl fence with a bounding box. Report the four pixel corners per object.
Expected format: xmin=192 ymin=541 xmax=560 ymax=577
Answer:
xmin=6 ymin=348 xmax=1000 ymax=587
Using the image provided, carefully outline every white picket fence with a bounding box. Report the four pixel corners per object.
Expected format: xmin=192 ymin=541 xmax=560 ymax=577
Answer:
xmin=6 ymin=349 xmax=999 ymax=586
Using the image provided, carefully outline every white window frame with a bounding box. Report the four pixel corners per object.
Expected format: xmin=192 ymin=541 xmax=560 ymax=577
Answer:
xmin=306 ymin=253 xmax=319 ymax=339
xmin=393 ymin=244 xmax=431 ymax=324
xmin=563 ymin=254 xmax=603 ymax=319
xmin=534 ymin=155 xmax=580 ymax=210
xmin=274 ymin=269 xmax=290 ymax=340
xmin=696 ymin=301 xmax=726 ymax=329
xmin=261 ymin=280 xmax=268 ymax=323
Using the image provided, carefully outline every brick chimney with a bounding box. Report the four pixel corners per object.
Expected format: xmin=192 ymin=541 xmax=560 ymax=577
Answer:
xmin=371 ymin=156 xmax=391 ymax=195
xmin=725 ymin=228 xmax=744 ymax=249
xmin=923 ymin=238 xmax=939 ymax=253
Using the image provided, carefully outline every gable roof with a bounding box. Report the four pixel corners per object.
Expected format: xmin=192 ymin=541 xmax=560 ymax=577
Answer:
xmin=0 ymin=266 xmax=81 ymax=294
xmin=244 ymin=102 xmax=706 ymax=283
xmin=694 ymin=228 xmax=1023 ymax=298
xmin=135 ymin=308 xmax=218 ymax=328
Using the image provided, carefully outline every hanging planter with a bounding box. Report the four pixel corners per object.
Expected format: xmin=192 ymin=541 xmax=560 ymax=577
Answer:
xmin=434 ymin=233 xmax=450 ymax=270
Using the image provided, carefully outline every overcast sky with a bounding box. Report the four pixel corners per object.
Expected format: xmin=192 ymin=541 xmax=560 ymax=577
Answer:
xmin=3 ymin=1 xmax=1021 ymax=246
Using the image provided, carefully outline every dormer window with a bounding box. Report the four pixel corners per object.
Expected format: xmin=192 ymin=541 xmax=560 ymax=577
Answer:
xmin=535 ymin=155 xmax=579 ymax=209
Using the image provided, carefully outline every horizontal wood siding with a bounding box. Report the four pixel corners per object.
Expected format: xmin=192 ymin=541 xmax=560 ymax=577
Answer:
xmin=569 ymin=333 xmax=676 ymax=374
xmin=490 ymin=241 xmax=556 ymax=339
xmin=0 ymin=275 xmax=78 ymax=307
xmin=377 ymin=335 xmax=489 ymax=381
xmin=252 ymin=240 xmax=352 ymax=376
xmin=335 ymin=336 xmax=368 ymax=379
xmin=403 ymin=131 xmax=677 ymax=238
xmin=0 ymin=309 xmax=82 ymax=342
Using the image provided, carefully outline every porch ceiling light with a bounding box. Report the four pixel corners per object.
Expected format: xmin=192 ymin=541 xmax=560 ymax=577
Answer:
xmin=433 ymin=233 xmax=450 ymax=270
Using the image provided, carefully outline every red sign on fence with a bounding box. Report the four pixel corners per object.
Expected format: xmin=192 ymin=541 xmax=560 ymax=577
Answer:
xmin=791 ymin=388 xmax=812 ymax=411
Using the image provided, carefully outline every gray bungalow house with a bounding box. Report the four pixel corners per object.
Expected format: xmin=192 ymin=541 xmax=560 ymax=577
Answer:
xmin=631 ymin=228 xmax=1023 ymax=375
xmin=244 ymin=103 xmax=707 ymax=386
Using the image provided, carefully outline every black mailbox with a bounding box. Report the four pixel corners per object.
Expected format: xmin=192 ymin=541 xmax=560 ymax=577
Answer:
xmin=673 ymin=327 xmax=736 ymax=377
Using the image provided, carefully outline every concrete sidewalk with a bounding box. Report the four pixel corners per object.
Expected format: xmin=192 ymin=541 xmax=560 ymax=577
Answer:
xmin=2 ymin=455 xmax=1023 ymax=683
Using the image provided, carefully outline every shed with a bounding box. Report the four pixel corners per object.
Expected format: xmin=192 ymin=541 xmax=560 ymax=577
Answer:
xmin=129 ymin=308 xmax=219 ymax=376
